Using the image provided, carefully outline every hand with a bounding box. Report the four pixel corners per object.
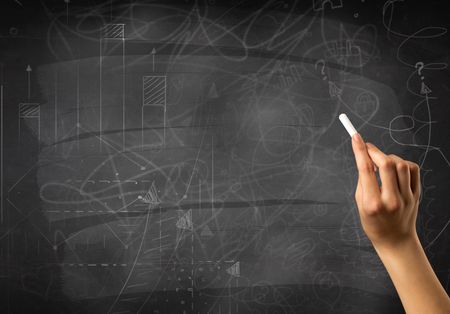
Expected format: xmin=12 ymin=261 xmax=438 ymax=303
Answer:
xmin=351 ymin=133 xmax=450 ymax=313
xmin=351 ymin=133 xmax=421 ymax=249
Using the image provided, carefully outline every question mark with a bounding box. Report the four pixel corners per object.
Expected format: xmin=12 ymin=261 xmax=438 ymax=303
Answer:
xmin=415 ymin=62 xmax=424 ymax=80
xmin=315 ymin=59 xmax=327 ymax=80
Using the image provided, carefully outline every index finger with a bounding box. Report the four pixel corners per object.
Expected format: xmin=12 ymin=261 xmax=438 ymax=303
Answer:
xmin=351 ymin=133 xmax=380 ymax=199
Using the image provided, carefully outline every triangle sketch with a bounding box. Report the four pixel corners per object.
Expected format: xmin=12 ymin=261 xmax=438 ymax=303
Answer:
xmin=200 ymin=224 xmax=213 ymax=237
xmin=328 ymin=81 xmax=342 ymax=98
xmin=140 ymin=181 xmax=161 ymax=208
xmin=420 ymin=82 xmax=432 ymax=95
xmin=176 ymin=209 xmax=193 ymax=231
xmin=208 ymin=82 xmax=219 ymax=99
xmin=226 ymin=261 xmax=240 ymax=277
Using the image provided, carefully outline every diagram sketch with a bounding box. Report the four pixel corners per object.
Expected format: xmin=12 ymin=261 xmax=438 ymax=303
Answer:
xmin=0 ymin=1 xmax=449 ymax=313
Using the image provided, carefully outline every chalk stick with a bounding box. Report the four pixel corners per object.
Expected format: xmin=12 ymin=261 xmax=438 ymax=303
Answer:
xmin=339 ymin=113 xmax=357 ymax=137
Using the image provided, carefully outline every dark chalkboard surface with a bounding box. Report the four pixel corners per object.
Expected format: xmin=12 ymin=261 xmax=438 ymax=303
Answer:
xmin=0 ymin=1 xmax=449 ymax=313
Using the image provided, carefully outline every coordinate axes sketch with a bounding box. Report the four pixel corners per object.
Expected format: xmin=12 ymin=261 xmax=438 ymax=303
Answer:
xmin=0 ymin=1 xmax=449 ymax=313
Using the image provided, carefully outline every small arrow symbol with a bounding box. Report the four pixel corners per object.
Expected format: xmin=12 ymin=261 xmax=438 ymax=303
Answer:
xmin=64 ymin=0 xmax=70 ymax=24
xmin=207 ymin=82 xmax=219 ymax=99
xmin=420 ymin=82 xmax=432 ymax=95
xmin=26 ymin=65 xmax=32 ymax=100
xmin=151 ymin=48 xmax=156 ymax=72
xmin=328 ymin=81 xmax=342 ymax=98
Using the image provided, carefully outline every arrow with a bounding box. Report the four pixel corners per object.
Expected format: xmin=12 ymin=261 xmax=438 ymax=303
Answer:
xmin=64 ymin=0 xmax=70 ymax=24
xmin=151 ymin=48 xmax=156 ymax=72
xmin=207 ymin=82 xmax=219 ymax=99
xmin=328 ymin=81 xmax=342 ymax=98
xmin=420 ymin=82 xmax=432 ymax=95
xmin=26 ymin=65 xmax=32 ymax=100
xmin=110 ymin=0 xmax=113 ymax=21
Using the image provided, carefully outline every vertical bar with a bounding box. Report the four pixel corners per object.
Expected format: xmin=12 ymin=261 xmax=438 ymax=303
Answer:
xmin=142 ymin=76 xmax=167 ymax=148
xmin=17 ymin=105 xmax=20 ymax=144
xmin=122 ymin=37 xmax=126 ymax=148
xmin=0 ymin=85 xmax=3 ymax=224
xmin=211 ymin=136 xmax=214 ymax=216
xmin=159 ymin=207 xmax=162 ymax=267
xmin=38 ymin=113 xmax=40 ymax=151
xmin=76 ymin=61 xmax=80 ymax=151
xmin=164 ymin=77 xmax=166 ymax=147
xmin=99 ymin=38 xmax=102 ymax=150
xmin=54 ymin=68 xmax=57 ymax=149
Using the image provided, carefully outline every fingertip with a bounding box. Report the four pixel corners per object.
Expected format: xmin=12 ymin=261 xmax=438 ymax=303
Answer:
xmin=365 ymin=143 xmax=375 ymax=153
xmin=367 ymin=143 xmax=383 ymax=155
xmin=365 ymin=144 xmax=376 ymax=158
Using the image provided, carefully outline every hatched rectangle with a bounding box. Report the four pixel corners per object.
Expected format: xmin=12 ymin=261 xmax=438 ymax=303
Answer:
xmin=143 ymin=76 xmax=166 ymax=106
xmin=103 ymin=24 xmax=125 ymax=39
xmin=19 ymin=103 xmax=40 ymax=118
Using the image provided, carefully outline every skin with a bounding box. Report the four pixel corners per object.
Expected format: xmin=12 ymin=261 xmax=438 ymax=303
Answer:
xmin=351 ymin=132 xmax=450 ymax=314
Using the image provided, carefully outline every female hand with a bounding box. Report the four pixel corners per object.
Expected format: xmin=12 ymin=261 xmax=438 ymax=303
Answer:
xmin=351 ymin=133 xmax=421 ymax=249
xmin=351 ymin=132 xmax=450 ymax=314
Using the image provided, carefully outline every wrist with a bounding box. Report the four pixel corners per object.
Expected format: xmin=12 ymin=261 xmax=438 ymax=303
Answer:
xmin=371 ymin=233 xmax=422 ymax=259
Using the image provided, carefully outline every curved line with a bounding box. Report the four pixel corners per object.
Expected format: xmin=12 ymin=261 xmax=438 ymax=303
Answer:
xmin=107 ymin=211 xmax=150 ymax=314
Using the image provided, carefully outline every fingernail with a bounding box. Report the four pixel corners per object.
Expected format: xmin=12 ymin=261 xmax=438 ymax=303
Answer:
xmin=353 ymin=133 xmax=363 ymax=144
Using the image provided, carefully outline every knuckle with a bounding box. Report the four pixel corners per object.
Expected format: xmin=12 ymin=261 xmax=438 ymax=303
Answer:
xmin=396 ymin=161 xmax=409 ymax=172
xmin=380 ymin=158 xmax=395 ymax=170
xmin=365 ymin=200 xmax=383 ymax=215
xmin=405 ymin=192 xmax=415 ymax=203
xmin=410 ymin=162 xmax=420 ymax=172
xmin=385 ymin=197 xmax=402 ymax=211
xmin=415 ymin=187 xmax=421 ymax=200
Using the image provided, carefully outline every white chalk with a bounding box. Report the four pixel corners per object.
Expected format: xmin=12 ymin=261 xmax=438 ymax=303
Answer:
xmin=339 ymin=113 xmax=358 ymax=137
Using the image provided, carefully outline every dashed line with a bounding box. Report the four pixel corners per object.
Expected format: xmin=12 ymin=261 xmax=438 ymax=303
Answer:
xmin=62 ymin=179 xmax=149 ymax=184
xmin=47 ymin=210 xmax=148 ymax=213
xmin=61 ymin=261 xmax=234 ymax=267
xmin=64 ymin=263 xmax=130 ymax=267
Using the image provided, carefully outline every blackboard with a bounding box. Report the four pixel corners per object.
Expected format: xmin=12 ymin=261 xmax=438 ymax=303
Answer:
xmin=1 ymin=1 xmax=449 ymax=313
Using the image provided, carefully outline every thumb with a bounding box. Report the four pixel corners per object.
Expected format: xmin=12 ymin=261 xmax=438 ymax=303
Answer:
xmin=351 ymin=133 xmax=370 ymax=165
xmin=351 ymin=133 xmax=380 ymax=198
